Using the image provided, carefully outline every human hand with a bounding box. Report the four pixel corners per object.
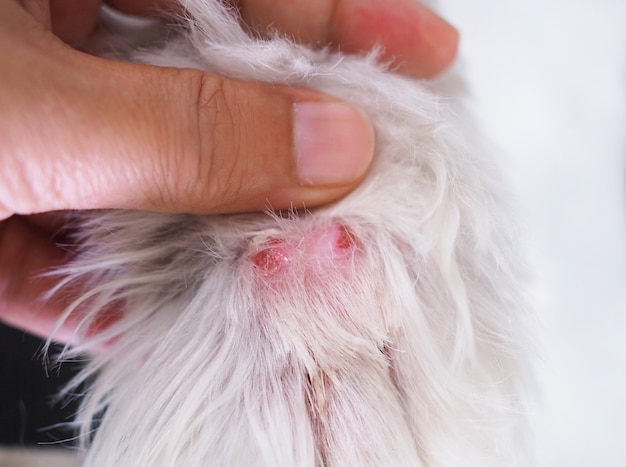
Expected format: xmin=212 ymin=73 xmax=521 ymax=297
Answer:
xmin=0 ymin=0 xmax=458 ymax=342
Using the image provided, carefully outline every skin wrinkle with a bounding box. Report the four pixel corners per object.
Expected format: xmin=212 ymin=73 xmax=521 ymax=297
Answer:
xmin=215 ymin=80 xmax=243 ymax=208
xmin=2 ymin=115 xmax=64 ymax=217
xmin=52 ymin=99 xmax=96 ymax=212
xmin=197 ymin=73 xmax=234 ymax=211
xmin=0 ymin=9 xmax=62 ymax=216
xmin=124 ymin=65 xmax=169 ymax=210
xmin=46 ymin=97 xmax=88 ymax=212
xmin=137 ymin=68 xmax=194 ymax=212
xmin=8 ymin=47 xmax=94 ymax=214
xmin=192 ymin=71 xmax=212 ymax=210
xmin=196 ymin=79 xmax=295 ymax=213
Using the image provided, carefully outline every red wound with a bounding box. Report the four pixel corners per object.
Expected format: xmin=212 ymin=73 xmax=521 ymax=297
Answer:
xmin=251 ymin=241 xmax=292 ymax=276
xmin=335 ymin=225 xmax=355 ymax=252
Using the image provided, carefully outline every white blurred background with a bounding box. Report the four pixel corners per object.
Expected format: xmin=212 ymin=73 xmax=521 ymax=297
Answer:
xmin=438 ymin=1 xmax=626 ymax=465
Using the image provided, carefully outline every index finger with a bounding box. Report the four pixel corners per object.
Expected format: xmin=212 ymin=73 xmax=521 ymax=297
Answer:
xmin=107 ymin=0 xmax=459 ymax=78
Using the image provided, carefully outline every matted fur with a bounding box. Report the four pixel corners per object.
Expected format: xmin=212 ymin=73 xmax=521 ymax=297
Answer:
xmin=51 ymin=1 xmax=532 ymax=465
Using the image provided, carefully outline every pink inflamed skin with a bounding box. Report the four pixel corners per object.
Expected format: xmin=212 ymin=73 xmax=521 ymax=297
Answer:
xmin=251 ymin=223 xmax=356 ymax=278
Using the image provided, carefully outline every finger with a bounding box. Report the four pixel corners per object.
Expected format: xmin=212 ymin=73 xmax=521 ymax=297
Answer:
xmin=0 ymin=216 xmax=119 ymax=345
xmin=238 ymin=0 xmax=459 ymax=78
xmin=108 ymin=0 xmax=459 ymax=78
xmin=0 ymin=4 xmax=374 ymax=218
xmin=0 ymin=217 xmax=74 ymax=343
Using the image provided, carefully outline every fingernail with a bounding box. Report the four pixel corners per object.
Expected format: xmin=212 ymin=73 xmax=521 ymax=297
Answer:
xmin=294 ymin=101 xmax=374 ymax=186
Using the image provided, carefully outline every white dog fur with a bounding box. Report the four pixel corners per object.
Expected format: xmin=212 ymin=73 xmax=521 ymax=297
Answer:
xmin=49 ymin=1 xmax=533 ymax=465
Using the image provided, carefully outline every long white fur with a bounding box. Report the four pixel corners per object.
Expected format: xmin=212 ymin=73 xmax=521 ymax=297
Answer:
xmin=51 ymin=1 xmax=532 ymax=465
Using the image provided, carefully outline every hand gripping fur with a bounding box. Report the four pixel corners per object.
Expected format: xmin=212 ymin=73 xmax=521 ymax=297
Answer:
xmin=51 ymin=1 xmax=533 ymax=465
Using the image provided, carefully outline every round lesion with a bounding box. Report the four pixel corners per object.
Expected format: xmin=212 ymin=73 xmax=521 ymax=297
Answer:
xmin=250 ymin=239 xmax=292 ymax=277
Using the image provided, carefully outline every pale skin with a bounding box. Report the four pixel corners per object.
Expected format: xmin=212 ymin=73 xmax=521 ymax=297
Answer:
xmin=0 ymin=0 xmax=458 ymax=342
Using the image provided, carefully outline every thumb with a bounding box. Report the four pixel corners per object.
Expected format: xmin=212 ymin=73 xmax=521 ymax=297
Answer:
xmin=0 ymin=10 xmax=374 ymax=218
